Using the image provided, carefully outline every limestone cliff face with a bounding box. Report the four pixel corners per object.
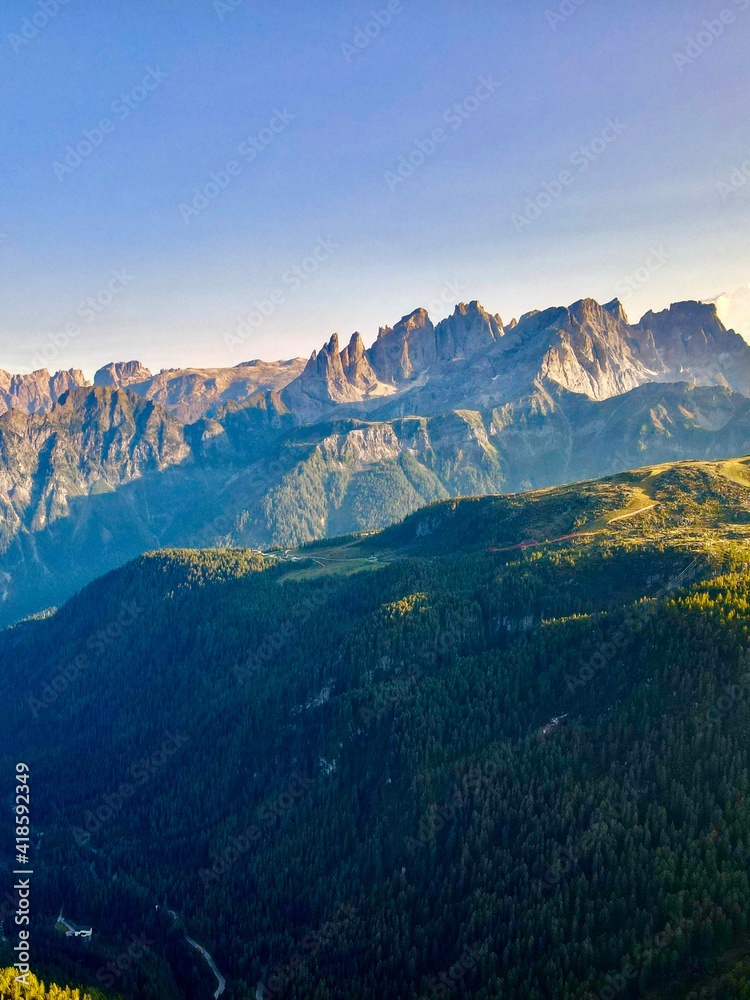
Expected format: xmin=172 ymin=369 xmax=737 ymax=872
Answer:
xmin=0 ymin=386 xmax=189 ymax=541
xmin=281 ymin=301 xmax=507 ymax=421
xmin=340 ymin=332 xmax=380 ymax=391
xmin=282 ymin=335 xmax=379 ymax=421
xmin=635 ymin=301 xmax=750 ymax=395
xmin=529 ymin=298 xmax=665 ymax=401
xmin=93 ymin=358 xmax=306 ymax=423
xmin=433 ymin=300 xmax=504 ymax=361
xmin=367 ymin=301 xmax=503 ymax=384
xmin=0 ymin=368 xmax=88 ymax=416
xmin=5 ymin=296 xmax=750 ymax=427
xmin=368 ymin=308 xmax=437 ymax=383
xmin=275 ymin=295 xmax=750 ymax=423
xmin=94 ymin=360 xmax=152 ymax=388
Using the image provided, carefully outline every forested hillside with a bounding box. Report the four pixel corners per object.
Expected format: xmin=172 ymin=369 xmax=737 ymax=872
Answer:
xmin=0 ymin=968 xmax=107 ymax=999
xmin=3 ymin=458 xmax=750 ymax=997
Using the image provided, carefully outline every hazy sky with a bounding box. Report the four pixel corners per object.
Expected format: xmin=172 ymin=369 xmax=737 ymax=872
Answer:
xmin=2 ymin=0 xmax=750 ymax=376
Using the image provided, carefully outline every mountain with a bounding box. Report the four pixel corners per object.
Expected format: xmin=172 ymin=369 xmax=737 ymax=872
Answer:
xmin=282 ymin=332 xmax=391 ymax=421
xmin=6 ymin=298 xmax=748 ymax=425
xmin=2 ymin=376 xmax=750 ymax=628
xmin=0 ymin=366 xmax=88 ymax=415
xmin=3 ymin=295 xmax=750 ymax=626
xmin=94 ymin=359 xmax=153 ymax=388
xmin=0 ymin=386 xmax=189 ymax=543
xmin=4 ymin=457 xmax=750 ymax=998
xmin=92 ymin=357 xmax=307 ymax=423
xmin=635 ymin=300 xmax=750 ymax=394
xmin=283 ymin=301 xmax=505 ymax=420
xmin=281 ymin=297 xmax=750 ymax=422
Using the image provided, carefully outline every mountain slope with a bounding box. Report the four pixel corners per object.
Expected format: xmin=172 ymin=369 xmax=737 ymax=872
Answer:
xmin=636 ymin=300 xmax=750 ymax=394
xmin=4 ymin=377 xmax=750 ymax=627
xmin=0 ymin=367 xmax=88 ymax=415
xmin=280 ymin=297 xmax=750 ymax=422
xmin=7 ymin=296 xmax=749 ymax=426
xmin=3 ymin=295 xmax=750 ymax=626
xmin=0 ymin=386 xmax=190 ymax=544
xmin=3 ymin=459 xmax=750 ymax=998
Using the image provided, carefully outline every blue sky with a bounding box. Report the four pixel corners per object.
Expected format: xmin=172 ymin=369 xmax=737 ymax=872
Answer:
xmin=1 ymin=0 xmax=750 ymax=375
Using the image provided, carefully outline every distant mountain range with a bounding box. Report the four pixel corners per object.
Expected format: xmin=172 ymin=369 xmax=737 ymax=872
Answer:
xmin=2 ymin=294 xmax=750 ymax=624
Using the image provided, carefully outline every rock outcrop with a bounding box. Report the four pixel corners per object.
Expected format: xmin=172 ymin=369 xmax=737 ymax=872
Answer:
xmin=94 ymin=360 xmax=152 ymax=388
xmin=0 ymin=386 xmax=189 ymax=540
xmin=635 ymin=301 xmax=750 ymax=395
xmin=93 ymin=358 xmax=306 ymax=422
xmin=0 ymin=367 xmax=88 ymax=416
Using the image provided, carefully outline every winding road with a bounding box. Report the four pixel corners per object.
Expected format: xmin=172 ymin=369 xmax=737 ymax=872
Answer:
xmin=185 ymin=934 xmax=226 ymax=998
xmin=166 ymin=908 xmax=226 ymax=998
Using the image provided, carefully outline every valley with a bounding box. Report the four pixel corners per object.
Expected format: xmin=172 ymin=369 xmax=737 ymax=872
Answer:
xmin=3 ymin=457 xmax=750 ymax=996
xmin=3 ymin=296 xmax=750 ymax=628
xmin=8 ymin=5 xmax=750 ymax=996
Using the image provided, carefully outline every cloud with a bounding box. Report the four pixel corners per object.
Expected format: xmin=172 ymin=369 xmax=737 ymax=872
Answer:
xmin=707 ymin=284 xmax=750 ymax=341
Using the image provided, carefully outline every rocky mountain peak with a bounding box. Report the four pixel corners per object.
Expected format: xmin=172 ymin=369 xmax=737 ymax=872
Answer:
xmin=568 ymin=297 xmax=617 ymax=327
xmin=635 ymin=300 xmax=750 ymax=395
xmin=434 ymin=301 xmax=504 ymax=361
xmin=0 ymin=367 xmax=88 ymax=416
xmin=342 ymin=331 xmax=365 ymax=361
xmin=94 ymin=360 xmax=153 ymax=388
xmin=495 ymin=297 xmax=662 ymax=402
xmin=603 ymin=298 xmax=629 ymax=324
xmin=368 ymin=309 xmax=436 ymax=384
xmin=285 ymin=329 xmax=385 ymax=420
xmin=639 ymin=300 xmax=724 ymax=335
xmin=399 ymin=307 xmax=432 ymax=333
xmin=325 ymin=333 xmax=340 ymax=356
xmin=341 ymin=332 xmax=379 ymax=390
